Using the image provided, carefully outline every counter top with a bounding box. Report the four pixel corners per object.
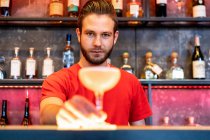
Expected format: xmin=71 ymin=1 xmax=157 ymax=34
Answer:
xmin=1 ymin=125 xmax=210 ymax=140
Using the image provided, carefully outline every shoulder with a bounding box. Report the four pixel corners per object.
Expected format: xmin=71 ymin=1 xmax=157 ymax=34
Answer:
xmin=120 ymin=69 xmax=140 ymax=85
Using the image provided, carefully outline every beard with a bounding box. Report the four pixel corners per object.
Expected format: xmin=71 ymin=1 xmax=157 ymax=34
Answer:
xmin=80 ymin=43 xmax=113 ymax=65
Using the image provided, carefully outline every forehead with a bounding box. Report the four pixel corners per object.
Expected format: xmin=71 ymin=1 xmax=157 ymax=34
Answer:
xmin=82 ymin=14 xmax=115 ymax=32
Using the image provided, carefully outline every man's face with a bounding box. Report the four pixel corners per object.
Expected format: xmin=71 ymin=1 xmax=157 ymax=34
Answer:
xmin=76 ymin=14 xmax=118 ymax=65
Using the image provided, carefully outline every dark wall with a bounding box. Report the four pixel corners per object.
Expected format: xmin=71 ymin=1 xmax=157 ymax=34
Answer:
xmin=1 ymin=26 xmax=210 ymax=79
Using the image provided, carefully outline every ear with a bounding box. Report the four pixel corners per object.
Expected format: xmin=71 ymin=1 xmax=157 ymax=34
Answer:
xmin=76 ymin=28 xmax=81 ymax=43
xmin=114 ymin=31 xmax=119 ymax=45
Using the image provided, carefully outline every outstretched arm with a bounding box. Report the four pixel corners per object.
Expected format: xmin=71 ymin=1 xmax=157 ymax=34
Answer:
xmin=40 ymin=97 xmax=63 ymax=125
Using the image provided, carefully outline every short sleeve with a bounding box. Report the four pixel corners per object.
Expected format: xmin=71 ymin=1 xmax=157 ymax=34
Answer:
xmin=129 ymin=78 xmax=152 ymax=122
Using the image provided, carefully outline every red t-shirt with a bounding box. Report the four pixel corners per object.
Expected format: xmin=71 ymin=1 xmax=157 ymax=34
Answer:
xmin=41 ymin=64 xmax=152 ymax=125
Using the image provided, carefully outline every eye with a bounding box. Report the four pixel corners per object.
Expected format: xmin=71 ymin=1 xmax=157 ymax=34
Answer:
xmin=86 ymin=32 xmax=95 ymax=38
xmin=101 ymin=33 xmax=111 ymax=39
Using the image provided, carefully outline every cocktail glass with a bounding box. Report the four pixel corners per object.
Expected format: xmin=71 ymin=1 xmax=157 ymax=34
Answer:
xmin=78 ymin=66 xmax=121 ymax=113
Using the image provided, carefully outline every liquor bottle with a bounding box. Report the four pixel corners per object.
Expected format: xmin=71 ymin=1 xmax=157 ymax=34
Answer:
xmin=10 ymin=47 xmax=22 ymax=79
xmin=107 ymin=58 xmax=111 ymax=65
xmin=121 ymin=52 xmax=134 ymax=74
xmin=192 ymin=0 xmax=206 ymax=18
xmin=192 ymin=35 xmax=205 ymax=79
xmin=206 ymin=49 xmax=210 ymax=79
xmin=42 ymin=47 xmax=54 ymax=78
xmin=156 ymin=0 xmax=167 ymax=17
xmin=25 ymin=48 xmax=37 ymax=79
xmin=166 ymin=51 xmax=184 ymax=79
xmin=67 ymin=0 xmax=79 ymax=17
xmin=186 ymin=116 xmax=196 ymax=126
xmin=126 ymin=0 xmax=143 ymax=18
xmin=49 ymin=0 xmax=64 ymax=17
xmin=141 ymin=51 xmax=163 ymax=79
xmin=0 ymin=56 xmax=6 ymax=79
xmin=0 ymin=0 xmax=11 ymax=16
xmin=162 ymin=116 xmax=170 ymax=126
xmin=112 ymin=0 xmax=123 ymax=17
xmin=0 ymin=100 xmax=8 ymax=126
xmin=22 ymin=92 xmax=32 ymax=126
xmin=63 ymin=34 xmax=74 ymax=68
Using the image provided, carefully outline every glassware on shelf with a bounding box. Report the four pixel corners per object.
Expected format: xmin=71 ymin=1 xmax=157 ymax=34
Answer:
xmin=21 ymin=90 xmax=32 ymax=126
xmin=192 ymin=35 xmax=205 ymax=79
xmin=126 ymin=0 xmax=143 ymax=18
xmin=63 ymin=34 xmax=74 ymax=68
xmin=0 ymin=100 xmax=8 ymax=126
xmin=141 ymin=51 xmax=163 ymax=79
xmin=49 ymin=0 xmax=64 ymax=17
xmin=25 ymin=48 xmax=37 ymax=79
xmin=0 ymin=0 xmax=11 ymax=17
xmin=121 ymin=52 xmax=134 ymax=74
xmin=175 ymin=0 xmax=186 ymax=17
xmin=162 ymin=116 xmax=170 ymax=126
xmin=156 ymin=0 xmax=167 ymax=17
xmin=112 ymin=0 xmax=123 ymax=17
xmin=10 ymin=47 xmax=22 ymax=79
xmin=166 ymin=51 xmax=184 ymax=79
xmin=192 ymin=0 xmax=206 ymax=18
xmin=67 ymin=0 xmax=79 ymax=17
xmin=42 ymin=47 xmax=54 ymax=79
xmin=0 ymin=56 xmax=7 ymax=79
xmin=207 ymin=49 xmax=210 ymax=79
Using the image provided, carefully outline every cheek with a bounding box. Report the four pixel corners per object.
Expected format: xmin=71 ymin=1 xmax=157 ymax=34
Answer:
xmin=102 ymin=39 xmax=114 ymax=48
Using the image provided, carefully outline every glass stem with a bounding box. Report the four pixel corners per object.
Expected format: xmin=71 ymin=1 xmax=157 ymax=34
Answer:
xmin=95 ymin=91 xmax=103 ymax=111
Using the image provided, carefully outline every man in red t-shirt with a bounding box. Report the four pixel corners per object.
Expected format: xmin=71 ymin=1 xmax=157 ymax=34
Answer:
xmin=40 ymin=0 xmax=152 ymax=126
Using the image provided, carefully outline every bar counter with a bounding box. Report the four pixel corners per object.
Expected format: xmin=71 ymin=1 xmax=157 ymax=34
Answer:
xmin=1 ymin=125 xmax=210 ymax=140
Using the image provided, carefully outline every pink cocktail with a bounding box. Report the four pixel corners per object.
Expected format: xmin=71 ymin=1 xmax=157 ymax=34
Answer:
xmin=78 ymin=66 xmax=121 ymax=111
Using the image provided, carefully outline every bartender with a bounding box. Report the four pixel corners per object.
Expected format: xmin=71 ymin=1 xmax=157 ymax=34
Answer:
xmin=40 ymin=0 xmax=152 ymax=126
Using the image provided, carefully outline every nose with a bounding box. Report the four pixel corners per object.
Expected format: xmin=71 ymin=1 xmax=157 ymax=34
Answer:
xmin=93 ymin=35 xmax=101 ymax=47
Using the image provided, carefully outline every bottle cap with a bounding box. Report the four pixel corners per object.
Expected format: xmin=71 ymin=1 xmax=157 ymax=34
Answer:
xmin=188 ymin=116 xmax=195 ymax=125
xmin=171 ymin=51 xmax=178 ymax=58
xmin=29 ymin=48 xmax=34 ymax=51
xmin=145 ymin=51 xmax=152 ymax=58
xmin=66 ymin=34 xmax=71 ymax=41
xmin=194 ymin=35 xmax=200 ymax=46
xmin=122 ymin=52 xmax=129 ymax=58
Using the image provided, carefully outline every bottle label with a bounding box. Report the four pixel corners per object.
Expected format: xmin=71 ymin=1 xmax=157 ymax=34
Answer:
xmin=130 ymin=4 xmax=139 ymax=15
xmin=26 ymin=59 xmax=36 ymax=76
xmin=63 ymin=51 xmax=74 ymax=68
xmin=145 ymin=70 xmax=156 ymax=79
xmin=42 ymin=59 xmax=54 ymax=77
xmin=0 ymin=0 xmax=10 ymax=7
xmin=49 ymin=2 xmax=64 ymax=16
xmin=67 ymin=0 xmax=79 ymax=12
xmin=11 ymin=60 xmax=21 ymax=77
xmin=192 ymin=60 xmax=205 ymax=78
xmin=156 ymin=0 xmax=167 ymax=4
xmin=152 ymin=64 xmax=163 ymax=75
xmin=112 ymin=0 xmax=123 ymax=10
xmin=172 ymin=69 xmax=184 ymax=79
xmin=193 ymin=5 xmax=206 ymax=18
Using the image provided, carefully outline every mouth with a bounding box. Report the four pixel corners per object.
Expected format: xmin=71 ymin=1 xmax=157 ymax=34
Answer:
xmin=90 ymin=50 xmax=104 ymax=55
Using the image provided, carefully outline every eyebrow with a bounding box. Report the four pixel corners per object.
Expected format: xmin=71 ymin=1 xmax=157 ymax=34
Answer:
xmin=84 ymin=29 xmax=113 ymax=34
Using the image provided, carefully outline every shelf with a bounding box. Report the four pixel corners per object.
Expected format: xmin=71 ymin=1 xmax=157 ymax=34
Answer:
xmin=140 ymin=79 xmax=210 ymax=86
xmin=0 ymin=79 xmax=210 ymax=87
xmin=0 ymin=79 xmax=43 ymax=86
xmin=1 ymin=17 xmax=210 ymax=27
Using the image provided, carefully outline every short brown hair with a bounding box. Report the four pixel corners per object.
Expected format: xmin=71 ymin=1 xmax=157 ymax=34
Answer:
xmin=77 ymin=0 xmax=118 ymax=32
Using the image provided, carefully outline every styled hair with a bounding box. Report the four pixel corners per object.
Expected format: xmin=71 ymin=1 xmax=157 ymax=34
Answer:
xmin=77 ymin=0 xmax=118 ymax=32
